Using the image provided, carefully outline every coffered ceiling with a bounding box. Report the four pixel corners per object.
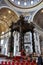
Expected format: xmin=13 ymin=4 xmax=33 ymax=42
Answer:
xmin=0 ymin=8 xmax=18 ymax=35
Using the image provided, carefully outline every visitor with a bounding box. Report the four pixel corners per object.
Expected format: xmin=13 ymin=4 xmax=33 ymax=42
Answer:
xmin=31 ymin=57 xmax=37 ymax=65
xmin=27 ymin=55 xmax=31 ymax=65
xmin=37 ymin=54 xmax=42 ymax=65
xmin=29 ymin=54 xmax=32 ymax=62
xmin=21 ymin=49 xmax=26 ymax=56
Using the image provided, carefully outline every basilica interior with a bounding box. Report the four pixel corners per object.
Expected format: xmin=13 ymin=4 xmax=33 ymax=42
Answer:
xmin=0 ymin=0 xmax=43 ymax=65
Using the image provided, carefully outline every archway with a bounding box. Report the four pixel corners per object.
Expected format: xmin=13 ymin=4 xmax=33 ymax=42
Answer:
xmin=0 ymin=7 xmax=19 ymax=56
xmin=33 ymin=8 xmax=43 ymax=55
xmin=0 ymin=7 xmax=19 ymax=35
xmin=33 ymin=8 xmax=43 ymax=30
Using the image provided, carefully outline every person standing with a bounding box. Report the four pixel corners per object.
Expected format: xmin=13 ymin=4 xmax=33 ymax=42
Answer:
xmin=37 ymin=54 xmax=42 ymax=65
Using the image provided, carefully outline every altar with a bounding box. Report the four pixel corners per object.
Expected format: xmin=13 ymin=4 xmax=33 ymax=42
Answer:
xmin=0 ymin=15 xmax=41 ymax=57
xmin=8 ymin=15 xmax=36 ymax=57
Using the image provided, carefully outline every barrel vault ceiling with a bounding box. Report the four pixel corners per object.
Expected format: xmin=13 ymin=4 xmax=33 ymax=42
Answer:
xmin=0 ymin=8 xmax=18 ymax=36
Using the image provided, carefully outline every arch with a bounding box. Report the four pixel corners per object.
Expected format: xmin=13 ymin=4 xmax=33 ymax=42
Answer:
xmin=0 ymin=6 xmax=19 ymax=17
xmin=31 ymin=6 xmax=43 ymax=21
xmin=0 ymin=6 xmax=19 ymax=26
xmin=0 ymin=6 xmax=19 ymax=35
xmin=31 ymin=7 xmax=43 ymax=35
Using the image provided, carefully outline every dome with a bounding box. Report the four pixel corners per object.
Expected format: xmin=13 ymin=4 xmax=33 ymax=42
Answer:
xmin=8 ymin=0 xmax=42 ymax=8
